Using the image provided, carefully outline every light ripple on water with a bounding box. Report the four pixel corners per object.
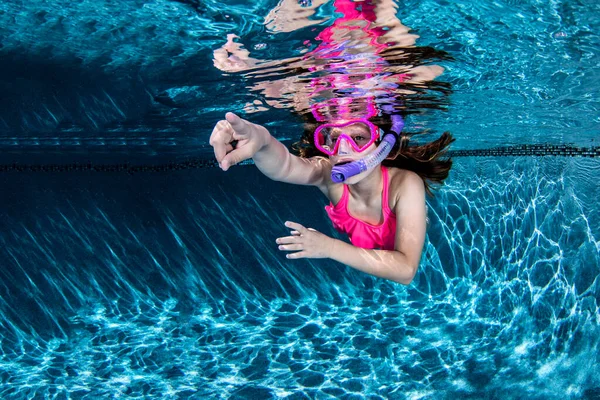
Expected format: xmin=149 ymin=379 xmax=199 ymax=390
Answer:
xmin=0 ymin=157 xmax=598 ymax=399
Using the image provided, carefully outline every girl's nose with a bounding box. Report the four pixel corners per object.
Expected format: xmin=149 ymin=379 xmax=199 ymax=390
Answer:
xmin=336 ymin=136 xmax=354 ymax=155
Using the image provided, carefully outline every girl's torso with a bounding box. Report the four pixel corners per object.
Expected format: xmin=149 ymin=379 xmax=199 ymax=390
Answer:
xmin=326 ymin=165 xmax=405 ymax=222
xmin=324 ymin=166 xmax=404 ymax=250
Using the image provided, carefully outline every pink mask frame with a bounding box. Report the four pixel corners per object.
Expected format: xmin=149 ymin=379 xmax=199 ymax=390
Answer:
xmin=314 ymin=119 xmax=380 ymax=156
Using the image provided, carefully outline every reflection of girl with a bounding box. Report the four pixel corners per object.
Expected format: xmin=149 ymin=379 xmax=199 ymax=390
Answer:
xmin=210 ymin=0 xmax=454 ymax=284
xmin=212 ymin=0 xmax=447 ymax=114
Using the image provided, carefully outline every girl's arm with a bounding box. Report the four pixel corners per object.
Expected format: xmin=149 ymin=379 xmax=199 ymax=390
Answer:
xmin=210 ymin=113 xmax=330 ymax=189
xmin=254 ymin=131 xmax=331 ymax=189
xmin=327 ymin=241 xmax=418 ymax=285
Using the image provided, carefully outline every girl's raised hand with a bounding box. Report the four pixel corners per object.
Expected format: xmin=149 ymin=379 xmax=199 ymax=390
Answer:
xmin=209 ymin=113 xmax=269 ymax=171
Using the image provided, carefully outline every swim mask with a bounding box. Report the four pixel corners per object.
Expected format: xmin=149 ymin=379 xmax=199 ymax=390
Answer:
xmin=326 ymin=115 xmax=405 ymax=183
xmin=314 ymin=119 xmax=380 ymax=156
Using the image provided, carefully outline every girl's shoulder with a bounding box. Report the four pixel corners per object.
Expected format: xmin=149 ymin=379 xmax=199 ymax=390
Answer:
xmin=387 ymin=167 xmax=422 ymax=188
xmin=386 ymin=168 xmax=425 ymax=209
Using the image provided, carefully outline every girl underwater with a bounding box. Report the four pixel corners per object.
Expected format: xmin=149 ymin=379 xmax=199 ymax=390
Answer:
xmin=210 ymin=0 xmax=454 ymax=284
xmin=209 ymin=108 xmax=454 ymax=285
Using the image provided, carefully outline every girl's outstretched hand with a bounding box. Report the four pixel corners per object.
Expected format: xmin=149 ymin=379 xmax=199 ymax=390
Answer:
xmin=209 ymin=112 xmax=269 ymax=171
xmin=276 ymin=221 xmax=335 ymax=259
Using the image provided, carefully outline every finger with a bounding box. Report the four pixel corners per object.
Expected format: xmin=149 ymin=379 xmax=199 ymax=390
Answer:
xmin=210 ymin=120 xmax=232 ymax=164
xmin=286 ymin=251 xmax=308 ymax=259
xmin=221 ymin=146 xmax=256 ymax=171
xmin=276 ymin=236 xmax=300 ymax=245
xmin=278 ymin=244 xmax=303 ymax=252
xmin=276 ymin=236 xmax=298 ymax=245
xmin=225 ymin=113 xmax=252 ymax=140
xmin=291 ymin=230 xmax=301 ymax=236
xmin=284 ymin=221 xmax=306 ymax=233
xmin=307 ymin=228 xmax=317 ymax=232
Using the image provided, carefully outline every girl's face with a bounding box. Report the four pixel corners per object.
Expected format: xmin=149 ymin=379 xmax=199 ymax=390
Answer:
xmin=327 ymin=123 xmax=380 ymax=184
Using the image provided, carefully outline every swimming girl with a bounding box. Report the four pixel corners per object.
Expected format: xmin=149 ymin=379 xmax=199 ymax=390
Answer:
xmin=210 ymin=0 xmax=454 ymax=284
xmin=209 ymin=111 xmax=454 ymax=285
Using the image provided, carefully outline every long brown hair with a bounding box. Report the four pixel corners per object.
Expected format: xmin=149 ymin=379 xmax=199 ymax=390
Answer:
xmin=382 ymin=131 xmax=455 ymax=196
xmin=292 ymin=114 xmax=455 ymax=196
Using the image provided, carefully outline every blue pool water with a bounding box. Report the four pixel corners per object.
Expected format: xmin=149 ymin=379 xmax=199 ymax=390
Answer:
xmin=1 ymin=0 xmax=599 ymax=398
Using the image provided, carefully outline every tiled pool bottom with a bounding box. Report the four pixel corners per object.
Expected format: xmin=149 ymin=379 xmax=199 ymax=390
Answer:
xmin=0 ymin=157 xmax=598 ymax=399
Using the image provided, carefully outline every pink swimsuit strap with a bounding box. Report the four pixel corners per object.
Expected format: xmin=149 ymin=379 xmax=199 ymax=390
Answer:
xmin=325 ymin=166 xmax=397 ymax=250
xmin=336 ymin=166 xmax=394 ymax=226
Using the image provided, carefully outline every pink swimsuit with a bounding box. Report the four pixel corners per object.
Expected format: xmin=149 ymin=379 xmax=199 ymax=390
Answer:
xmin=325 ymin=167 xmax=397 ymax=250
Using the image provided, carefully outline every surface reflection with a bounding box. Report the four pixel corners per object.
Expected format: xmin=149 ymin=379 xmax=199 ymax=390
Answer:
xmin=213 ymin=0 xmax=452 ymax=119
